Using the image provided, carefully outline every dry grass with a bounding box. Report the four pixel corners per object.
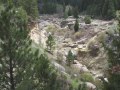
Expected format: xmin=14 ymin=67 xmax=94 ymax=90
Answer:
xmin=71 ymin=31 xmax=85 ymax=41
xmin=46 ymin=25 xmax=58 ymax=34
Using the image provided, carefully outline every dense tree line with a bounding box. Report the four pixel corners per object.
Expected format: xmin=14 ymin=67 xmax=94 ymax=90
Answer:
xmin=39 ymin=0 xmax=120 ymax=19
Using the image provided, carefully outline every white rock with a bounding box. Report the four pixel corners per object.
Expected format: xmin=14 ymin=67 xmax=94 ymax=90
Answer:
xmin=86 ymin=82 xmax=96 ymax=90
xmin=80 ymin=66 xmax=89 ymax=72
xmin=51 ymin=61 xmax=65 ymax=73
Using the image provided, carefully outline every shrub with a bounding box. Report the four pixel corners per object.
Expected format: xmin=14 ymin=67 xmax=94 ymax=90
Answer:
xmin=66 ymin=50 xmax=75 ymax=66
xmin=84 ymin=16 xmax=91 ymax=24
xmin=78 ymin=82 xmax=87 ymax=90
xmin=80 ymin=73 xmax=94 ymax=83
xmin=71 ymin=79 xmax=80 ymax=90
xmin=74 ymin=19 xmax=79 ymax=32
xmin=74 ymin=31 xmax=81 ymax=40
xmin=57 ymin=51 xmax=63 ymax=63
xmin=94 ymin=79 xmax=105 ymax=90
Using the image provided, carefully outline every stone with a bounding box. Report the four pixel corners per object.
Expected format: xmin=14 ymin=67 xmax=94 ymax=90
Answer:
xmin=63 ymin=38 xmax=72 ymax=43
xmin=68 ymin=23 xmax=74 ymax=30
xmin=69 ymin=44 xmax=78 ymax=48
xmin=52 ymin=61 xmax=65 ymax=73
xmin=72 ymin=60 xmax=89 ymax=73
xmin=86 ymin=82 xmax=96 ymax=90
xmin=80 ymin=65 xmax=89 ymax=72
xmin=77 ymin=49 xmax=88 ymax=57
xmin=61 ymin=20 xmax=68 ymax=28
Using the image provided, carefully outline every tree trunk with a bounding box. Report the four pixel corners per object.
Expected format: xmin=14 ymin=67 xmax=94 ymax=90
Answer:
xmin=10 ymin=58 xmax=15 ymax=90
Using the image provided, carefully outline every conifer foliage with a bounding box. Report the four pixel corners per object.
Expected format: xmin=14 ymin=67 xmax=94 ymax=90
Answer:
xmin=74 ymin=19 xmax=79 ymax=32
xmin=66 ymin=50 xmax=74 ymax=66
xmin=103 ymin=16 xmax=120 ymax=90
xmin=0 ymin=2 xmax=56 ymax=90
xmin=46 ymin=34 xmax=55 ymax=53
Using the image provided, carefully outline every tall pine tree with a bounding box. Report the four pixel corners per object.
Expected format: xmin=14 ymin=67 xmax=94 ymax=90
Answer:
xmin=0 ymin=2 xmax=57 ymax=90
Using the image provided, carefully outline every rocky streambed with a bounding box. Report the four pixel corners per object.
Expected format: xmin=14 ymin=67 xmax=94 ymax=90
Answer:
xmin=30 ymin=15 xmax=115 ymax=89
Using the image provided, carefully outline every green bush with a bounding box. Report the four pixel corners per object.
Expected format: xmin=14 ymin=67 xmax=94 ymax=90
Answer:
xmin=71 ymin=79 xmax=80 ymax=90
xmin=78 ymin=82 xmax=87 ymax=90
xmin=84 ymin=16 xmax=91 ymax=24
xmin=66 ymin=50 xmax=75 ymax=66
xmin=80 ymin=73 xmax=94 ymax=83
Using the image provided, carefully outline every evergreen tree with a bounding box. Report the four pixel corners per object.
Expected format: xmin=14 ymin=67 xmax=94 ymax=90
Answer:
xmin=107 ymin=0 xmax=116 ymax=19
xmin=74 ymin=19 xmax=79 ymax=32
xmin=66 ymin=50 xmax=74 ymax=66
xmin=16 ymin=0 xmax=39 ymax=19
xmin=46 ymin=34 xmax=55 ymax=53
xmin=0 ymin=2 xmax=57 ymax=90
xmin=102 ymin=0 xmax=115 ymax=19
xmin=103 ymin=17 xmax=120 ymax=90
xmin=73 ymin=6 xmax=79 ymax=18
xmin=39 ymin=0 xmax=57 ymax=14
xmin=68 ymin=7 xmax=72 ymax=16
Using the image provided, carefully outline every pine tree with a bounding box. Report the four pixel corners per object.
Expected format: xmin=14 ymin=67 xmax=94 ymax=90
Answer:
xmin=107 ymin=0 xmax=116 ymax=19
xmin=103 ymin=17 xmax=120 ymax=90
xmin=73 ymin=6 xmax=79 ymax=18
xmin=0 ymin=3 xmax=29 ymax=90
xmin=74 ymin=19 xmax=79 ymax=32
xmin=68 ymin=7 xmax=72 ymax=16
xmin=46 ymin=34 xmax=55 ymax=53
xmin=102 ymin=0 xmax=115 ymax=19
xmin=64 ymin=7 xmax=68 ymax=19
xmin=16 ymin=0 xmax=39 ymax=19
xmin=0 ymin=2 xmax=57 ymax=90
xmin=66 ymin=50 xmax=74 ymax=66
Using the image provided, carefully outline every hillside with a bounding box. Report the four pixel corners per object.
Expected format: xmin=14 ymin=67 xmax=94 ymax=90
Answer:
xmin=30 ymin=14 xmax=116 ymax=90
xmin=1 ymin=0 xmax=120 ymax=90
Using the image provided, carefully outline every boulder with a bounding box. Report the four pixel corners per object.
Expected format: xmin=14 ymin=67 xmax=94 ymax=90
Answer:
xmin=68 ymin=23 xmax=74 ymax=30
xmin=80 ymin=65 xmax=89 ymax=72
xmin=72 ymin=60 xmax=89 ymax=73
xmin=69 ymin=44 xmax=78 ymax=48
xmin=52 ymin=61 xmax=65 ymax=73
xmin=63 ymin=38 xmax=72 ymax=43
xmin=61 ymin=20 xmax=68 ymax=28
xmin=86 ymin=82 xmax=96 ymax=90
